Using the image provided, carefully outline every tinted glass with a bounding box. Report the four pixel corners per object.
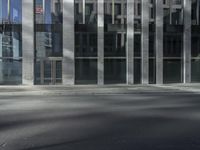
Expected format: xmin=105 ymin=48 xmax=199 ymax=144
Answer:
xmin=34 ymin=0 xmax=63 ymax=85
xmin=191 ymin=59 xmax=200 ymax=82
xmin=163 ymin=0 xmax=183 ymax=83
xmin=0 ymin=59 xmax=22 ymax=85
xmin=75 ymin=59 xmax=97 ymax=84
xmin=134 ymin=59 xmax=141 ymax=84
xmin=104 ymin=0 xmax=127 ymax=84
xmin=104 ymin=59 xmax=126 ymax=84
xmin=75 ymin=0 xmax=98 ymax=84
xmin=0 ymin=0 xmax=22 ymax=85
xmin=163 ymin=59 xmax=182 ymax=83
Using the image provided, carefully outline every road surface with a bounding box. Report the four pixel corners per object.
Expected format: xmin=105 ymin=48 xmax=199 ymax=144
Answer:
xmin=0 ymin=92 xmax=200 ymax=150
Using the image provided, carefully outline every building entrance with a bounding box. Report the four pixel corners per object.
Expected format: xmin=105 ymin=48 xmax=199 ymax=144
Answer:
xmin=35 ymin=58 xmax=62 ymax=85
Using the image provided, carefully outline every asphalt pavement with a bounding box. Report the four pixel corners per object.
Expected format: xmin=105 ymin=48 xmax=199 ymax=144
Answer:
xmin=0 ymin=88 xmax=200 ymax=150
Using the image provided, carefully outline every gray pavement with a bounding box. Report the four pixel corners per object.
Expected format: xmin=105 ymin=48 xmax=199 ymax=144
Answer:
xmin=0 ymin=86 xmax=200 ymax=150
xmin=0 ymin=84 xmax=198 ymax=96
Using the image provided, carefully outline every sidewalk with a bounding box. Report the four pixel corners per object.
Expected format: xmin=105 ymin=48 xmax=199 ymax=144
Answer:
xmin=156 ymin=83 xmax=200 ymax=93
xmin=0 ymin=84 xmax=199 ymax=96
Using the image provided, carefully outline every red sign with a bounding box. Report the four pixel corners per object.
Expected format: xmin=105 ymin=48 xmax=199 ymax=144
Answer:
xmin=36 ymin=6 xmax=43 ymax=14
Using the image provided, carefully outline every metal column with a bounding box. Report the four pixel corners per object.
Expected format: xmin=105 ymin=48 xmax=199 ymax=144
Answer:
xmin=98 ymin=0 xmax=104 ymax=85
xmin=126 ymin=0 xmax=134 ymax=84
xmin=183 ymin=0 xmax=191 ymax=83
xmin=63 ymin=0 xmax=75 ymax=85
xmin=155 ymin=0 xmax=163 ymax=84
xmin=22 ymin=0 xmax=34 ymax=85
xmin=141 ymin=0 xmax=149 ymax=84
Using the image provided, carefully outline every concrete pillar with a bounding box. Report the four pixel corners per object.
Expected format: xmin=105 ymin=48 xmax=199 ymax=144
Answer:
xmin=141 ymin=0 xmax=149 ymax=84
xmin=98 ymin=0 xmax=104 ymax=85
xmin=63 ymin=0 xmax=75 ymax=85
xmin=126 ymin=0 xmax=134 ymax=84
xmin=183 ymin=0 xmax=191 ymax=83
xmin=155 ymin=0 xmax=163 ymax=84
xmin=22 ymin=0 xmax=34 ymax=85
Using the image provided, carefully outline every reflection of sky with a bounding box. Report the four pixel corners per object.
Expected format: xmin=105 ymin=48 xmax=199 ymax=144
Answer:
xmin=36 ymin=0 xmax=52 ymax=24
xmin=0 ymin=0 xmax=22 ymax=23
xmin=0 ymin=0 xmax=56 ymax=24
xmin=45 ymin=0 xmax=52 ymax=24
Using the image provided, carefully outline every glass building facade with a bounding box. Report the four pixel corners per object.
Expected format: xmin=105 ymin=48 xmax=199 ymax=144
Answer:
xmin=0 ymin=0 xmax=22 ymax=84
xmin=0 ymin=0 xmax=198 ymax=85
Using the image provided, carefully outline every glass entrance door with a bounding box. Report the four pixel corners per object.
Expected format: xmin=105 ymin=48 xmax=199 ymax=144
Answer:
xmin=35 ymin=58 xmax=62 ymax=85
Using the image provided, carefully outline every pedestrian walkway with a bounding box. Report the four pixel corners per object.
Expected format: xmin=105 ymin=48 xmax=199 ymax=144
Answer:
xmin=0 ymin=84 xmax=199 ymax=96
xmin=155 ymin=83 xmax=200 ymax=93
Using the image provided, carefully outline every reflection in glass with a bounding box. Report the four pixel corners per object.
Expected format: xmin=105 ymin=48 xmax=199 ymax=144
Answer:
xmin=75 ymin=59 xmax=97 ymax=84
xmin=149 ymin=58 xmax=156 ymax=84
xmin=35 ymin=0 xmax=62 ymax=24
xmin=134 ymin=59 xmax=141 ymax=84
xmin=35 ymin=59 xmax=62 ymax=84
xmin=191 ymin=0 xmax=200 ymax=82
xmin=163 ymin=34 xmax=183 ymax=57
xmin=191 ymin=59 xmax=200 ymax=82
xmin=0 ymin=59 xmax=22 ymax=85
xmin=104 ymin=0 xmax=127 ymax=84
xmin=35 ymin=31 xmax=62 ymax=58
xmin=163 ymin=59 xmax=182 ymax=83
xmin=104 ymin=59 xmax=126 ymax=84
xmin=163 ymin=1 xmax=183 ymax=83
xmin=104 ymin=32 xmax=126 ymax=57
xmin=1 ymin=0 xmax=22 ymax=23
xmin=34 ymin=0 xmax=63 ymax=85
xmin=134 ymin=34 xmax=141 ymax=57
xmin=75 ymin=0 xmax=98 ymax=84
xmin=104 ymin=0 xmax=127 ymax=57
xmin=192 ymin=35 xmax=200 ymax=57
xmin=0 ymin=0 xmax=22 ymax=84
xmin=149 ymin=0 xmax=156 ymax=84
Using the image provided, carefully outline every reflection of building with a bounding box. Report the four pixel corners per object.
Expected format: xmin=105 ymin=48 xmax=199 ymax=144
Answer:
xmin=0 ymin=0 xmax=200 ymax=85
xmin=0 ymin=0 xmax=21 ymax=84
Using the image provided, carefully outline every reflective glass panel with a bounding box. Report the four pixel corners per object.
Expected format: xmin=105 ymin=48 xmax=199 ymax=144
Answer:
xmin=134 ymin=59 xmax=141 ymax=84
xmin=0 ymin=58 xmax=22 ymax=85
xmin=75 ymin=59 xmax=97 ymax=84
xmin=163 ymin=0 xmax=183 ymax=83
xmin=104 ymin=0 xmax=127 ymax=84
xmin=75 ymin=0 xmax=98 ymax=84
xmin=191 ymin=59 xmax=200 ymax=82
xmin=104 ymin=59 xmax=126 ymax=84
xmin=163 ymin=59 xmax=182 ymax=83
xmin=34 ymin=0 xmax=63 ymax=85
xmin=35 ymin=0 xmax=62 ymax=24
xmin=104 ymin=0 xmax=127 ymax=57
xmin=0 ymin=0 xmax=22 ymax=85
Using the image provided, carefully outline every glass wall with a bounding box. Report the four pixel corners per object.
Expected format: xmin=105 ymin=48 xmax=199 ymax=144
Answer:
xmin=149 ymin=0 xmax=156 ymax=84
xmin=134 ymin=0 xmax=141 ymax=84
xmin=163 ymin=0 xmax=183 ymax=83
xmin=0 ymin=0 xmax=22 ymax=84
xmin=34 ymin=0 xmax=63 ymax=84
xmin=75 ymin=0 xmax=97 ymax=84
xmin=191 ymin=0 xmax=200 ymax=82
xmin=104 ymin=0 xmax=127 ymax=84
